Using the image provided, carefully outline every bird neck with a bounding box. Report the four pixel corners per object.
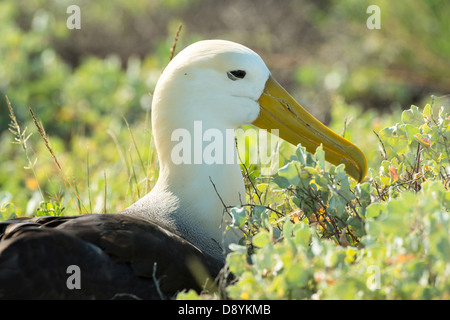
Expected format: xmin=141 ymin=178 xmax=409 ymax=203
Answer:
xmin=127 ymin=120 xmax=245 ymax=258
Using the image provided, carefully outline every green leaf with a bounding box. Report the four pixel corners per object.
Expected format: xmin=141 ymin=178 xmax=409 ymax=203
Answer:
xmin=296 ymin=146 xmax=308 ymax=166
xmin=252 ymin=231 xmax=272 ymax=247
xmin=293 ymin=222 xmax=311 ymax=247
xmin=0 ymin=197 xmax=17 ymax=220
xmin=228 ymin=243 xmax=247 ymax=253
xmin=366 ymin=202 xmax=386 ymax=218
xmin=282 ymin=219 xmax=296 ymax=240
xmin=315 ymin=174 xmax=329 ymax=187
xmin=404 ymin=124 xmax=420 ymax=143
xmin=328 ymin=194 xmax=345 ymax=216
xmin=441 ymin=189 xmax=450 ymax=210
xmin=401 ymin=105 xmax=423 ymax=126
xmin=414 ymin=133 xmax=432 ymax=148
xmin=252 ymin=205 xmax=268 ymax=221
xmin=295 ymin=146 xmax=317 ymax=167
xmin=176 ymin=289 xmax=201 ymax=300
xmin=345 ymin=247 xmax=358 ymax=263
xmin=285 ymin=264 xmax=309 ymax=286
xmin=423 ymin=104 xmax=432 ymax=118
xmin=356 ymin=182 xmax=371 ymax=206
xmin=278 ymin=161 xmax=301 ymax=186
xmin=348 ymin=217 xmax=364 ymax=237
xmin=379 ymin=124 xmax=409 ymax=155
xmin=314 ymin=144 xmax=325 ymax=169
xmin=230 ymin=207 xmax=247 ymax=227
xmin=273 ymin=175 xmax=290 ymax=188
xmin=226 ymin=251 xmax=247 ymax=274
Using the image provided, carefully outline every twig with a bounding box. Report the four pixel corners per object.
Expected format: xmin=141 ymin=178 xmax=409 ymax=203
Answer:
xmin=86 ymin=147 xmax=92 ymax=213
xmin=373 ymin=130 xmax=387 ymax=160
xmin=209 ymin=175 xmax=235 ymax=227
xmin=235 ymin=137 xmax=263 ymax=204
xmin=111 ymin=293 xmax=142 ymax=300
xmin=152 ymin=262 xmax=165 ymax=300
xmin=209 ymin=176 xmax=228 ymax=210
xmin=234 ymin=203 xmax=285 ymax=219
xmin=413 ymin=144 xmax=422 ymax=192
xmin=327 ymin=182 xmax=361 ymax=220
xmin=431 ymin=93 xmax=450 ymax=108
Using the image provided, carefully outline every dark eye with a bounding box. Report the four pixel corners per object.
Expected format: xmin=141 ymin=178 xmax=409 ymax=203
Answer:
xmin=227 ymin=70 xmax=246 ymax=81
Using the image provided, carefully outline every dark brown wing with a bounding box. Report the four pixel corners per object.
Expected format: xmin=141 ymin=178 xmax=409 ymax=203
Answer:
xmin=0 ymin=213 xmax=224 ymax=299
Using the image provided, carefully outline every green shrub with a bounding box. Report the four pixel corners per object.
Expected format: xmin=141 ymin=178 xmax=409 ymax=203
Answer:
xmin=224 ymin=104 xmax=450 ymax=300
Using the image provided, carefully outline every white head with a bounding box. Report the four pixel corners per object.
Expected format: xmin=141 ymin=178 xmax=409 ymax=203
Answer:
xmin=152 ymin=40 xmax=270 ymax=150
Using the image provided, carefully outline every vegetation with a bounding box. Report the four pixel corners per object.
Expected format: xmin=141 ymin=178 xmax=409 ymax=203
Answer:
xmin=221 ymin=103 xmax=449 ymax=300
xmin=1 ymin=0 xmax=449 ymax=299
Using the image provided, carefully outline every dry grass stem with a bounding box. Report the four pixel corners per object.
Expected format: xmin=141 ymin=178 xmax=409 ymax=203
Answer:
xmin=29 ymin=107 xmax=87 ymax=214
xmin=169 ymin=23 xmax=183 ymax=62
xmin=6 ymin=96 xmax=44 ymax=200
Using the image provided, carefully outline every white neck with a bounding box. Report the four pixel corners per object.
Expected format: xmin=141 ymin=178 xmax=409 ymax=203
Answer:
xmin=125 ymin=120 xmax=245 ymax=260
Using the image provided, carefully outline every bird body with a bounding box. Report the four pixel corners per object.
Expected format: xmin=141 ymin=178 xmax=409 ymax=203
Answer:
xmin=0 ymin=40 xmax=367 ymax=299
xmin=0 ymin=214 xmax=223 ymax=299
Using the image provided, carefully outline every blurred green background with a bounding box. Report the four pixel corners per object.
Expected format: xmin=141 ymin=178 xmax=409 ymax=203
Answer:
xmin=1 ymin=0 xmax=449 ymax=216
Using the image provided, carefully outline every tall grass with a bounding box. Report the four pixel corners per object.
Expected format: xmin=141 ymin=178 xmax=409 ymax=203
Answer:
xmin=5 ymin=96 xmax=160 ymax=217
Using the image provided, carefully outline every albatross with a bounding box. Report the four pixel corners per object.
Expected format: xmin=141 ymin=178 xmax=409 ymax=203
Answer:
xmin=0 ymin=40 xmax=367 ymax=299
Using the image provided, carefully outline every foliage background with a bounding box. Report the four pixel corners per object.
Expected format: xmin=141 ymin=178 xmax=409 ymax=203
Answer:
xmin=0 ymin=0 xmax=449 ymax=299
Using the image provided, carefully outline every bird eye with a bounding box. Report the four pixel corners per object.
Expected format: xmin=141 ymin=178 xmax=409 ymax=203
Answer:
xmin=227 ymin=70 xmax=246 ymax=81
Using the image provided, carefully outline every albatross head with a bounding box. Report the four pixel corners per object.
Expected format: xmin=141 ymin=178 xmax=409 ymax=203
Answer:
xmin=127 ymin=40 xmax=367 ymax=260
xmin=152 ymin=40 xmax=268 ymax=151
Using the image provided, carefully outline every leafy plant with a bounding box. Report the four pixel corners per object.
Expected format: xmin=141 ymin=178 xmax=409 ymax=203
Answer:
xmin=223 ymin=103 xmax=450 ymax=300
xmin=36 ymin=199 xmax=65 ymax=217
xmin=376 ymin=104 xmax=450 ymax=197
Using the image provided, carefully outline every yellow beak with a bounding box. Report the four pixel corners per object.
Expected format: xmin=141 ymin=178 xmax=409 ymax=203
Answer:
xmin=253 ymin=75 xmax=368 ymax=182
